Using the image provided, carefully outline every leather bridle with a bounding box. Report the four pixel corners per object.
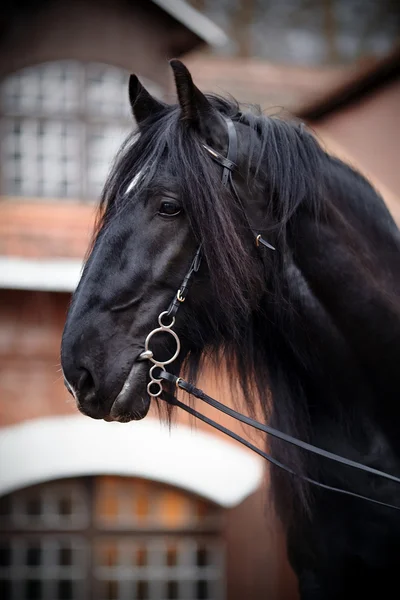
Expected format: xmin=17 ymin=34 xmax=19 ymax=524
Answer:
xmin=138 ymin=116 xmax=400 ymax=511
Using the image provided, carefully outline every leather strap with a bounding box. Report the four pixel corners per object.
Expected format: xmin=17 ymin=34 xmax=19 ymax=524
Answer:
xmin=167 ymin=245 xmax=203 ymax=317
xmin=160 ymin=370 xmax=400 ymax=511
xmin=222 ymin=118 xmax=238 ymax=186
xmin=202 ymin=117 xmax=238 ymax=187
xmin=168 ymin=117 xmax=238 ymax=319
xmin=203 ymin=118 xmax=275 ymax=250
xmin=202 ymin=145 xmax=236 ymax=173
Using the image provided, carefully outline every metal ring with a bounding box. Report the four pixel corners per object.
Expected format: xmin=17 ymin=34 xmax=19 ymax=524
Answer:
xmin=255 ymin=234 xmax=261 ymax=247
xmin=158 ymin=311 xmax=175 ymax=328
xmin=149 ymin=364 xmax=162 ymax=381
xmin=147 ymin=380 xmax=163 ymax=397
xmin=144 ymin=326 xmax=181 ymax=366
xmin=177 ymin=289 xmax=185 ymax=303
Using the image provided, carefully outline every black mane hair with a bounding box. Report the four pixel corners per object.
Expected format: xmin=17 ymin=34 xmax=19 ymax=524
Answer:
xmin=95 ymin=93 xmax=399 ymax=515
xmin=98 ymin=94 xmax=325 ymax=318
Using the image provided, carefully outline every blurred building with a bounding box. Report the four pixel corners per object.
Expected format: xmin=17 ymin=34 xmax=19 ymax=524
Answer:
xmin=1 ymin=1 xmax=399 ymax=600
xmin=297 ymin=48 xmax=400 ymax=224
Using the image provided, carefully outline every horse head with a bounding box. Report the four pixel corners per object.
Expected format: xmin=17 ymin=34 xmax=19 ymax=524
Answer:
xmin=61 ymin=61 xmax=271 ymax=422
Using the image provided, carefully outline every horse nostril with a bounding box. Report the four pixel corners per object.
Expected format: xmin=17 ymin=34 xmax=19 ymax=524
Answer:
xmin=77 ymin=367 xmax=96 ymax=400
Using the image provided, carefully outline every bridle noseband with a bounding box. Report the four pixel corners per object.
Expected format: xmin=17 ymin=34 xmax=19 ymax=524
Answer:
xmin=138 ymin=116 xmax=400 ymax=511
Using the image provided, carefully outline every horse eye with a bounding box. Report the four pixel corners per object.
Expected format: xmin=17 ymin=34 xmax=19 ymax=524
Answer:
xmin=159 ymin=200 xmax=181 ymax=217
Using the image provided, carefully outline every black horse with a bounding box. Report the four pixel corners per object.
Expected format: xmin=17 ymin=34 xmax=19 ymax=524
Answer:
xmin=61 ymin=60 xmax=400 ymax=599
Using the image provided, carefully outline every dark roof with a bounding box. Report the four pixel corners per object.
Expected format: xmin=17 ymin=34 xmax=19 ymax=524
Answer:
xmin=0 ymin=0 xmax=228 ymax=54
xmin=297 ymin=47 xmax=400 ymax=121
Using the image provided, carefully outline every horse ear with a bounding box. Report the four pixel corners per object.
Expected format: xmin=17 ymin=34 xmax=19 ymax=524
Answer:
xmin=169 ymin=59 xmax=223 ymax=133
xmin=128 ymin=74 xmax=165 ymax=125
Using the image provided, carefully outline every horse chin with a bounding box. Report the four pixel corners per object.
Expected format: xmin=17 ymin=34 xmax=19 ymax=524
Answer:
xmin=107 ymin=360 xmax=151 ymax=423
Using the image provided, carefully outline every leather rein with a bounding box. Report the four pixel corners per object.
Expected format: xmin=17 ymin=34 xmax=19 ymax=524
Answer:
xmin=138 ymin=116 xmax=400 ymax=511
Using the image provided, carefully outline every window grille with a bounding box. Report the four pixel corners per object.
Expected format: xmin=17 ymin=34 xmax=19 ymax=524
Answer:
xmin=0 ymin=477 xmax=225 ymax=600
xmin=0 ymin=62 xmax=161 ymax=201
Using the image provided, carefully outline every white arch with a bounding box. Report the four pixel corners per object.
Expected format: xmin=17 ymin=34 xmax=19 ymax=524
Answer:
xmin=0 ymin=415 xmax=264 ymax=507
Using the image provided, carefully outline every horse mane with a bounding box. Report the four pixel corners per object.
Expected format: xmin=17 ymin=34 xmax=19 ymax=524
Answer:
xmin=96 ymin=94 xmax=325 ymax=314
xmin=93 ymin=94 xmax=395 ymax=516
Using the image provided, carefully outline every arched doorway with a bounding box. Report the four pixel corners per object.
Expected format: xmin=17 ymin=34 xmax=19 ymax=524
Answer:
xmin=0 ymin=475 xmax=225 ymax=600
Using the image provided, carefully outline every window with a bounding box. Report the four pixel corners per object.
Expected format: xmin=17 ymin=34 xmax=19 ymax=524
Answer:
xmin=0 ymin=62 xmax=162 ymax=201
xmin=0 ymin=477 xmax=225 ymax=600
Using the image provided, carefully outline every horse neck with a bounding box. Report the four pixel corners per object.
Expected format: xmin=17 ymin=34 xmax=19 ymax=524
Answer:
xmin=254 ymin=154 xmax=400 ymax=457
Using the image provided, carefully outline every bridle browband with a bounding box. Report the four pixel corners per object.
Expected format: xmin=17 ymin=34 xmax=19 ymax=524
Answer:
xmin=138 ymin=116 xmax=400 ymax=511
